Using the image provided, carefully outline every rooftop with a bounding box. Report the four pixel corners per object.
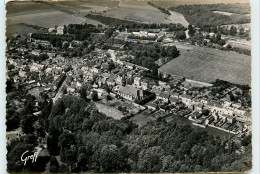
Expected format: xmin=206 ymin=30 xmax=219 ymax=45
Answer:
xmin=159 ymin=92 xmax=170 ymax=99
xmin=118 ymin=85 xmax=142 ymax=97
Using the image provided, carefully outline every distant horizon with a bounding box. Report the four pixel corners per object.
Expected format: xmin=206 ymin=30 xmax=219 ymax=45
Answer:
xmin=6 ymin=0 xmax=250 ymax=4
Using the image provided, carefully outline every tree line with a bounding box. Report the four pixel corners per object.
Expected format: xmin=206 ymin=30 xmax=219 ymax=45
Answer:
xmin=86 ymin=14 xmax=185 ymax=31
xmin=7 ymin=93 xmax=252 ymax=173
xmin=123 ymin=41 xmax=179 ymax=72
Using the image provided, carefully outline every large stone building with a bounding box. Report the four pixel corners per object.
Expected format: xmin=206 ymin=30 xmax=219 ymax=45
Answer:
xmin=117 ymin=85 xmax=144 ymax=101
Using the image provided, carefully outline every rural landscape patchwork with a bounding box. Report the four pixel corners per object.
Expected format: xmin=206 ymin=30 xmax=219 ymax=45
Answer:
xmin=6 ymin=0 xmax=251 ymax=173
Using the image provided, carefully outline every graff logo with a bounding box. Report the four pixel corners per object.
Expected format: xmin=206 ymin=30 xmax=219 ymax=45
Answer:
xmin=20 ymin=151 xmax=38 ymax=166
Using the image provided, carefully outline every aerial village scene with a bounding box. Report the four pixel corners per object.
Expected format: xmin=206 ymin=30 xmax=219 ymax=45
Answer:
xmin=5 ymin=0 xmax=252 ymax=173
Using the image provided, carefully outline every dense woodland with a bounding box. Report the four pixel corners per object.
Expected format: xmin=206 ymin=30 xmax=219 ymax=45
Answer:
xmin=195 ymin=3 xmax=250 ymax=14
xmin=123 ymin=41 xmax=179 ymax=72
xmin=7 ymin=94 xmax=252 ymax=173
xmin=170 ymin=4 xmax=250 ymax=28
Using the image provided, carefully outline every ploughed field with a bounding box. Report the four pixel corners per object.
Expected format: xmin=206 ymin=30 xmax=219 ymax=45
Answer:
xmin=101 ymin=1 xmax=189 ymax=26
xmin=103 ymin=1 xmax=164 ymax=23
xmin=6 ymin=23 xmax=47 ymax=37
xmin=159 ymin=44 xmax=251 ymax=85
xmin=6 ymin=1 xmax=114 ymax=35
xmin=6 ymin=0 xmax=190 ymax=34
xmin=7 ymin=11 xmax=85 ymax=28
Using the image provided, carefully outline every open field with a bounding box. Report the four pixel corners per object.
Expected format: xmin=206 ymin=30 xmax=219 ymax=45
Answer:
xmin=159 ymin=43 xmax=251 ymax=85
xmin=106 ymin=99 xmax=140 ymax=115
xmin=51 ymin=0 xmax=119 ymax=8
xmin=6 ymin=1 xmax=84 ymax=34
xmin=226 ymin=39 xmax=251 ymax=50
xmin=150 ymin=0 xmax=249 ymax=8
xmin=6 ymin=23 xmax=47 ymax=37
xmin=229 ymin=13 xmax=250 ymax=22
xmin=6 ymin=1 xmax=111 ymax=35
xmin=213 ymin=11 xmax=250 ymax=25
xmin=7 ymin=11 xmax=85 ymax=28
xmin=95 ymin=102 xmax=124 ymax=120
xmin=102 ymin=1 xmax=165 ymax=24
xmin=6 ymin=0 xmax=189 ymax=33
xmin=6 ymin=1 xmax=56 ymax=15
xmin=165 ymin=10 xmax=189 ymax=27
xmin=6 ymin=0 xmax=119 ymax=15
xmin=213 ymin=11 xmax=242 ymax=16
xmin=48 ymin=1 xmax=119 ymax=13
xmin=100 ymin=1 xmax=189 ymax=26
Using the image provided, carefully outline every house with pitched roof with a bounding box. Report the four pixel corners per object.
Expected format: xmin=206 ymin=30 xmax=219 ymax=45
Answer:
xmin=180 ymin=94 xmax=193 ymax=106
xmin=169 ymin=96 xmax=178 ymax=104
xmin=151 ymin=88 xmax=161 ymax=96
xmin=158 ymin=92 xmax=170 ymax=103
xmin=236 ymin=111 xmax=251 ymax=123
xmin=222 ymin=114 xmax=236 ymax=124
xmin=105 ymin=75 xmax=116 ymax=87
xmin=147 ymin=102 xmax=158 ymax=111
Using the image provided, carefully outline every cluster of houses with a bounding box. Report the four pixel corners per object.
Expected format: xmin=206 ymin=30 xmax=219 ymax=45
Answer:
xmin=7 ymin=30 xmax=251 ymax=137
xmin=115 ymin=29 xmax=176 ymax=43
xmin=48 ymin=26 xmax=64 ymax=35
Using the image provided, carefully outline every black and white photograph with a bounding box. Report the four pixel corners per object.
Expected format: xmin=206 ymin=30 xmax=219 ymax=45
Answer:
xmin=5 ymin=0 xmax=254 ymax=173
